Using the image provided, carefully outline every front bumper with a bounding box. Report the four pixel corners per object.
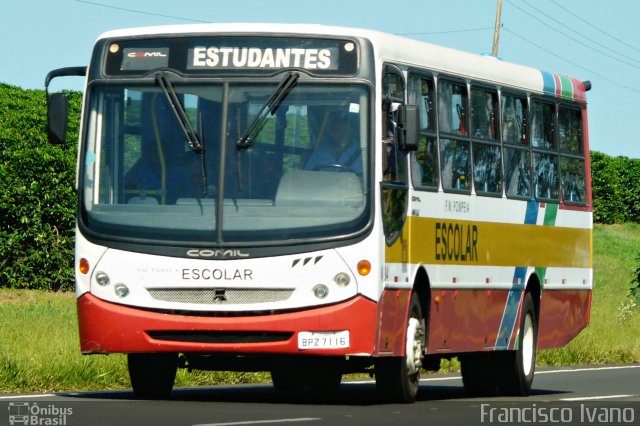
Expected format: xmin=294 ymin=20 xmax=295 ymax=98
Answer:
xmin=77 ymin=292 xmax=377 ymax=356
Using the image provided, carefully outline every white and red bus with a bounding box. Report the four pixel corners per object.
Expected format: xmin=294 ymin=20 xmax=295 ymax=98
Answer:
xmin=46 ymin=23 xmax=592 ymax=402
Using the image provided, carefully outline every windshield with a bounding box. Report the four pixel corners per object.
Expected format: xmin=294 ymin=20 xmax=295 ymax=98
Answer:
xmin=81 ymin=79 xmax=371 ymax=245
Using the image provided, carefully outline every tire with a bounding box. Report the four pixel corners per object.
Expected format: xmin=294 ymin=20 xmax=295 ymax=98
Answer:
xmin=375 ymin=292 xmax=426 ymax=403
xmin=460 ymin=353 xmax=498 ymax=396
xmin=128 ymin=353 xmax=178 ymax=399
xmin=498 ymin=292 xmax=538 ymax=396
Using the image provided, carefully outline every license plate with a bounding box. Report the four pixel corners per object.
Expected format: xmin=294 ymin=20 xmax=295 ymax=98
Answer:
xmin=297 ymin=331 xmax=350 ymax=349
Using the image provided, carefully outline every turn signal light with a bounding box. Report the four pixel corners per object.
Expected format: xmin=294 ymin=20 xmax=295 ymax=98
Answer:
xmin=357 ymin=260 xmax=371 ymax=276
xmin=79 ymin=258 xmax=90 ymax=275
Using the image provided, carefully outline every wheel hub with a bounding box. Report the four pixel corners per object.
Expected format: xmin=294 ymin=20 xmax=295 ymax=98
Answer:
xmin=405 ymin=317 xmax=424 ymax=373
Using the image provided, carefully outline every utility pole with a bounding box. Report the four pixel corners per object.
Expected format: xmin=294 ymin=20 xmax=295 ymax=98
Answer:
xmin=492 ymin=0 xmax=503 ymax=57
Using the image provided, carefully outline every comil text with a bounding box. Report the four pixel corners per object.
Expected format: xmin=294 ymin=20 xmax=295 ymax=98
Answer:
xmin=435 ymin=222 xmax=479 ymax=262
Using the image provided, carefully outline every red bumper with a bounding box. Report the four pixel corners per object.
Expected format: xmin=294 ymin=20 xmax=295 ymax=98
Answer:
xmin=77 ymin=292 xmax=377 ymax=355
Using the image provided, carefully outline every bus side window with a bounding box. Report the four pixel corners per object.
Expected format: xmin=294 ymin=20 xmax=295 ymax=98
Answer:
xmin=504 ymin=147 xmax=531 ymax=198
xmin=560 ymin=156 xmax=585 ymax=204
xmin=533 ymin=152 xmax=559 ymax=200
xmin=382 ymin=100 xmax=407 ymax=182
xmin=502 ymin=94 xmax=531 ymax=199
xmin=473 ymin=143 xmax=502 ymax=194
xmin=531 ymin=100 xmax=555 ymax=150
xmin=471 ymin=88 xmax=498 ymax=140
xmin=381 ymin=65 xmax=409 ymax=243
xmin=408 ymin=75 xmax=438 ymax=189
xmin=438 ymin=81 xmax=467 ymax=136
xmin=471 ymin=88 xmax=501 ymax=195
xmin=558 ymin=106 xmax=581 ymax=154
xmin=438 ymin=80 xmax=470 ymax=192
xmin=382 ymin=67 xmax=407 ymax=183
xmin=440 ymin=138 xmax=471 ymax=191
xmin=559 ymin=105 xmax=585 ymax=204
xmin=531 ymin=99 xmax=558 ymax=201
xmin=412 ymin=136 xmax=438 ymax=188
xmin=502 ymin=94 xmax=527 ymax=145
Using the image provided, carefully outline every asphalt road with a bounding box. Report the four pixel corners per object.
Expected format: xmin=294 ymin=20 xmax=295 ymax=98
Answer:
xmin=2 ymin=364 xmax=639 ymax=426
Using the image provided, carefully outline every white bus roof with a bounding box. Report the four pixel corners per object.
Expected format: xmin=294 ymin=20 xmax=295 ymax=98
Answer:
xmin=97 ymin=23 xmax=587 ymax=103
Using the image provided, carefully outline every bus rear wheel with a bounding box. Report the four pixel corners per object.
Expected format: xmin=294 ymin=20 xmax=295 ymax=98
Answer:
xmin=127 ymin=353 xmax=178 ymax=399
xmin=375 ymin=292 xmax=425 ymax=403
xmin=498 ymin=292 xmax=537 ymax=396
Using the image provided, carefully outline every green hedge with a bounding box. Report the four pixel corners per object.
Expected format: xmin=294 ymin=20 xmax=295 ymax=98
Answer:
xmin=0 ymin=83 xmax=80 ymax=291
xmin=1 ymin=83 xmax=640 ymax=290
xmin=591 ymin=151 xmax=640 ymax=224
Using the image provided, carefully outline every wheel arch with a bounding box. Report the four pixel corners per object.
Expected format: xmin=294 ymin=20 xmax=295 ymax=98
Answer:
xmin=525 ymin=273 xmax=542 ymax=322
xmin=412 ymin=266 xmax=431 ymax=327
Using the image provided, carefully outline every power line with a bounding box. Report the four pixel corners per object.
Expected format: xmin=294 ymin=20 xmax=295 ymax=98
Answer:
xmin=507 ymin=0 xmax=640 ymax=70
xmin=503 ymin=25 xmax=640 ymax=94
xmin=518 ymin=0 xmax=640 ymax=67
xmin=547 ymin=0 xmax=640 ymax=54
xmin=73 ymin=0 xmax=207 ymax=23
xmin=71 ymin=0 xmax=637 ymax=94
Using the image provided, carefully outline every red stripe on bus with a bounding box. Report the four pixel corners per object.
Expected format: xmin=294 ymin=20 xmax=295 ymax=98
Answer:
xmin=77 ymin=292 xmax=377 ymax=356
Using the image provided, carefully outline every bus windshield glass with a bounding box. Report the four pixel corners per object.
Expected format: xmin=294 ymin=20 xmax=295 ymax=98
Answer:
xmin=81 ymin=80 xmax=371 ymax=244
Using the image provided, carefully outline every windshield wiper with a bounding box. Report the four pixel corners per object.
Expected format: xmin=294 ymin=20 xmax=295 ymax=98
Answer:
xmin=156 ymin=72 xmax=208 ymax=196
xmin=156 ymin=71 xmax=203 ymax=153
xmin=236 ymin=71 xmax=299 ymax=150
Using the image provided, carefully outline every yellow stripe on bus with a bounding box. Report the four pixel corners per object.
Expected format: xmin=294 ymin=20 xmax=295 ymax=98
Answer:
xmin=386 ymin=216 xmax=592 ymax=268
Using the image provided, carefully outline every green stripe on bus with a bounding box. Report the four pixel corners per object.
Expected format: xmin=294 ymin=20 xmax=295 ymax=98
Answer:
xmin=543 ymin=203 xmax=558 ymax=227
xmin=560 ymin=75 xmax=573 ymax=100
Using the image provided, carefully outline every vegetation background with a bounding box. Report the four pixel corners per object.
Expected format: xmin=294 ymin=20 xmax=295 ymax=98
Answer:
xmin=1 ymin=83 xmax=639 ymax=392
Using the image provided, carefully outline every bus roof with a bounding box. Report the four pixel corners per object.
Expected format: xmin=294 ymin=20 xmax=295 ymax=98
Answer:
xmin=97 ymin=23 xmax=588 ymax=103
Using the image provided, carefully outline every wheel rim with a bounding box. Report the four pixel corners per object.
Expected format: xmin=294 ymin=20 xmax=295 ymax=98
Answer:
xmin=405 ymin=317 xmax=423 ymax=374
xmin=521 ymin=313 xmax=534 ymax=376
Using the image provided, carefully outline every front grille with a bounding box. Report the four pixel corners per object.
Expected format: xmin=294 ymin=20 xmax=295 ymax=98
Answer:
xmin=147 ymin=330 xmax=293 ymax=344
xmin=147 ymin=288 xmax=294 ymax=305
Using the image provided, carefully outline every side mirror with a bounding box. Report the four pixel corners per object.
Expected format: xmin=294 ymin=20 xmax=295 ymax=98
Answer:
xmin=397 ymin=104 xmax=419 ymax=151
xmin=44 ymin=66 xmax=86 ymax=145
xmin=47 ymin=93 xmax=69 ymax=145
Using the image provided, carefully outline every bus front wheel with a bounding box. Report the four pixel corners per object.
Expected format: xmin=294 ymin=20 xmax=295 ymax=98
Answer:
xmin=127 ymin=353 xmax=178 ymax=399
xmin=375 ymin=292 xmax=425 ymax=403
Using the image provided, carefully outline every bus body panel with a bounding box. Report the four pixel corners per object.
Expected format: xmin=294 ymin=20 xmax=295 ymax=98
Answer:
xmin=537 ymin=289 xmax=592 ymax=349
xmin=375 ymin=288 xmax=412 ymax=356
xmin=77 ymin=292 xmax=378 ymax=355
xmin=85 ymin=246 xmax=362 ymax=312
xmin=427 ymin=288 xmax=512 ymax=353
xmin=385 ymin=188 xmax=592 ymax=355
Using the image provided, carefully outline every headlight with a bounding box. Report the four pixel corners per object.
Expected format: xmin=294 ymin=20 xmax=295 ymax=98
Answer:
xmin=114 ymin=283 xmax=129 ymax=298
xmin=95 ymin=272 xmax=110 ymax=286
xmin=334 ymin=272 xmax=351 ymax=287
xmin=312 ymin=284 xmax=329 ymax=299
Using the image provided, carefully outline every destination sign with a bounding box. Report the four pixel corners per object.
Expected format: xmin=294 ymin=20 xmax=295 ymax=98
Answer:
xmin=188 ymin=46 xmax=338 ymax=71
xmin=104 ymin=36 xmax=358 ymax=76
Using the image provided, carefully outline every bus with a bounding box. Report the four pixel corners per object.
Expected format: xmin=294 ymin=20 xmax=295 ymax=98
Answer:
xmin=46 ymin=23 xmax=592 ymax=403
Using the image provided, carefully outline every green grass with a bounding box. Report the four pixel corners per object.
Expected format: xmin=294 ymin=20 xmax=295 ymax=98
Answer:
xmin=538 ymin=223 xmax=640 ymax=365
xmin=0 ymin=290 xmax=269 ymax=393
xmin=2 ymin=223 xmax=639 ymax=392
